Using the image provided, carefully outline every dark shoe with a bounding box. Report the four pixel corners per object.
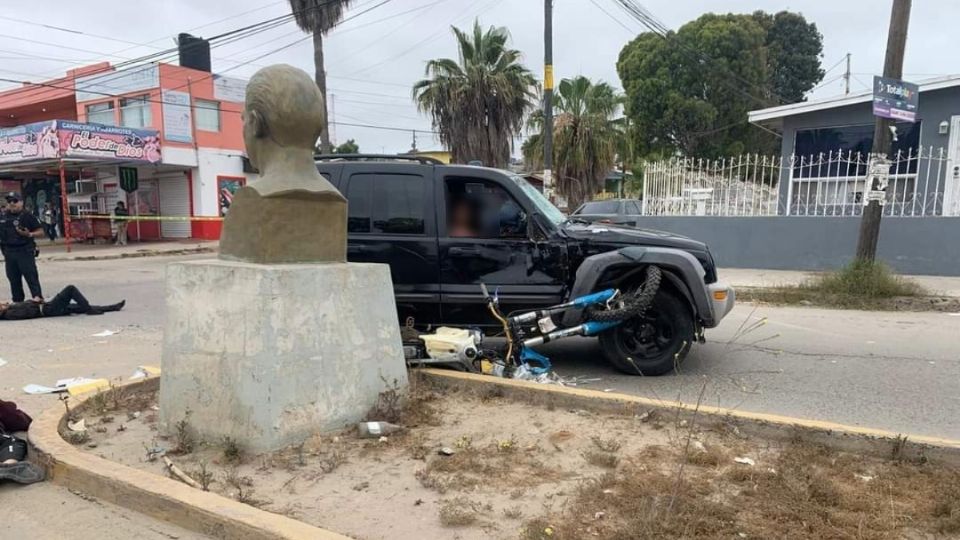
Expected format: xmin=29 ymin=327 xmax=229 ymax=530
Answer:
xmin=0 ymin=461 xmax=45 ymax=484
xmin=108 ymin=300 xmax=126 ymax=312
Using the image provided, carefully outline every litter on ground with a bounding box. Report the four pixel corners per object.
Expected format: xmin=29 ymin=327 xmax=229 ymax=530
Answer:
xmin=91 ymin=329 xmax=121 ymax=337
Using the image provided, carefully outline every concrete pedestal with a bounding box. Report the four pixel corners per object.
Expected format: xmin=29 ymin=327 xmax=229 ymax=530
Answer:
xmin=159 ymin=260 xmax=407 ymax=453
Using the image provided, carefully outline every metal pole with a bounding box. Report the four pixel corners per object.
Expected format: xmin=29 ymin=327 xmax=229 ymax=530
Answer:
xmin=543 ymin=0 xmax=554 ymax=202
xmin=855 ymin=0 xmax=912 ymax=262
xmin=58 ymin=159 xmax=71 ymax=254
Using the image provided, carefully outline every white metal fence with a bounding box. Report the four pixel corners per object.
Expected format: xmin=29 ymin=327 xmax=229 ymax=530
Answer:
xmin=642 ymin=146 xmax=955 ymax=217
xmin=642 ymin=155 xmax=782 ymax=216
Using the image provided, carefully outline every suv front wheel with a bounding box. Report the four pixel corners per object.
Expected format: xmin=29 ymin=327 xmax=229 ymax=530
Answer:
xmin=598 ymin=288 xmax=695 ymax=376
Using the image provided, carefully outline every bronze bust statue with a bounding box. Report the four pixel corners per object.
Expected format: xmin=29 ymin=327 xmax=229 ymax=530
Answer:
xmin=219 ymin=64 xmax=347 ymax=264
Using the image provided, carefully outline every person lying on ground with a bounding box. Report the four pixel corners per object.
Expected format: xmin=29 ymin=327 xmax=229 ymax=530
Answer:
xmin=0 ymin=285 xmax=125 ymax=320
xmin=0 ymin=400 xmax=44 ymax=485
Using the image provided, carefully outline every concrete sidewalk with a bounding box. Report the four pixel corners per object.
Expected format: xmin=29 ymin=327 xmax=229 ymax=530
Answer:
xmin=1 ymin=239 xmax=217 ymax=263
xmin=722 ymin=267 xmax=960 ymax=297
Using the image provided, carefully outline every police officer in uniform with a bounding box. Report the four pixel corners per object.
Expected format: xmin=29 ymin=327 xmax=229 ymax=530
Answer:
xmin=0 ymin=193 xmax=44 ymax=302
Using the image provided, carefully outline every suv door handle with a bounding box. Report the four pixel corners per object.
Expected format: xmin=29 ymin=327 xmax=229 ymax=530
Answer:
xmin=448 ymin=246 xmax=479 ymax=257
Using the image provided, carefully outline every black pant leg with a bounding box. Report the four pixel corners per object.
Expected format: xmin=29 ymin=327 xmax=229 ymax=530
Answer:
xmin=4 ymin=253 xmax=25 ymax=302
xmin=42 ymin=285 xmax=74 ymax=316
xmin=18 ymin=252 xmax=42 ymax=300
xmin=60 ymin=285 xmax=92 ymax=314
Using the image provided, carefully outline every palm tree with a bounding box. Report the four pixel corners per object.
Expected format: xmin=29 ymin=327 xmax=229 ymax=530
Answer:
xmin=523 ymin=76 xmax=622 ymax=210
xmin=287 ymin=0 xmax=353 ymax=154
xmin=413 ymin=21 xmax=537 ymax=168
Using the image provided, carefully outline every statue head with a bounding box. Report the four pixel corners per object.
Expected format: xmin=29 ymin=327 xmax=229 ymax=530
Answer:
xmin=242 ymin=64 xmax=325 ymax=171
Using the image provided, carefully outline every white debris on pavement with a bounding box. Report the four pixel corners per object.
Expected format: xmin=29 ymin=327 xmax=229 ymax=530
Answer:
xmin=92 ymin=329 xmax=121 ymax=337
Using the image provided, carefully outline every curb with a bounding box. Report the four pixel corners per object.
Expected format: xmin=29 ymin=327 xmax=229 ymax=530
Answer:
xmin=418 ymin=369 xmax=960 ymax=466
xmin=44 ymin=246 xmax=217 ymax=262
xmin=29 ymin=378 xmax=351 ymax=540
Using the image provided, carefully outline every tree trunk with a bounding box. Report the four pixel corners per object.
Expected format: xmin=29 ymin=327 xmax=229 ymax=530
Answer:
xmin=313 ymin=31 xmax=332 ymax=154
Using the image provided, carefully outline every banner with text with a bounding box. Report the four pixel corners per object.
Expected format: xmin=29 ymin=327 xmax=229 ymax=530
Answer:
xmin=0 ymin=120 xmax=161 ymax=165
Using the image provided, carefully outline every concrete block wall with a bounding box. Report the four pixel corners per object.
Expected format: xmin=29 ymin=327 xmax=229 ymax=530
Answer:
xmin=633 ymin=216 xmax=960 ymax=276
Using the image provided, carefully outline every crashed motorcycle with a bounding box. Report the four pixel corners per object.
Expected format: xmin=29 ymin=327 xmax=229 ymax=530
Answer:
xmin=408 ymin=265 xmax=662 ymax=378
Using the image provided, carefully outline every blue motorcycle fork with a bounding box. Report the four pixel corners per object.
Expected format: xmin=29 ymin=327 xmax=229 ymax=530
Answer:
xmin=508 ymin=289 xmax=617 ymax=325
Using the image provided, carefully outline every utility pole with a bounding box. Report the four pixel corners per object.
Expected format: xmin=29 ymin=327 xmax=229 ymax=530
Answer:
xmin=843 ymin=53 xmax=851 ymax=95
xmin=330 ymin=93 xmax=337 ymax=146
xmin=543 ymin=0 xmax=554 ymax=201
xmin=855 ymin=0 xmax=912 ymax=262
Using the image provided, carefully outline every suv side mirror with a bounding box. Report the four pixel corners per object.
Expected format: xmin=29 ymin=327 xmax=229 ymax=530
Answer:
xmin=527 ymin=212 xmax=548 ymax=242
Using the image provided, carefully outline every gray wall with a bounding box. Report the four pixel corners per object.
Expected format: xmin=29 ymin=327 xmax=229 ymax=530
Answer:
xmin=633 ymin=216 xmax=960 ymax=276
xmin=774 ymin=85 xmax=959 ymax=209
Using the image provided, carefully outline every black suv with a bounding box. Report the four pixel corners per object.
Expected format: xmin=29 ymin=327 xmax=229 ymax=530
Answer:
xmin=317 ymin=155 xmax=735 ymax=375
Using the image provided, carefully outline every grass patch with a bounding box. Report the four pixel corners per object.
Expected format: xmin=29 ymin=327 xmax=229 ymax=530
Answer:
xmin=738 ymin=260 xmax=947 ymax=311
xmin=528 ymin=440 xmax=960 ymax=539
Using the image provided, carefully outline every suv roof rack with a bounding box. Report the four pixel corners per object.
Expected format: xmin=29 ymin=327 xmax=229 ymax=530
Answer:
xmin=314 ymin=153 xmax=443 ymax=165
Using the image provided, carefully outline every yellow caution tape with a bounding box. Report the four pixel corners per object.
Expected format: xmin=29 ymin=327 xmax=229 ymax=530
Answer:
xmin=69 ymin=214 xmax=223 ymax=222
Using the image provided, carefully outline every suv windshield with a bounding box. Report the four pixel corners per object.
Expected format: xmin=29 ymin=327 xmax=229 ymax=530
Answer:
xmin=508 ymin=174 xmax=566 ymax=227
xmin=576 ymin=201 xmax=620 ymax=214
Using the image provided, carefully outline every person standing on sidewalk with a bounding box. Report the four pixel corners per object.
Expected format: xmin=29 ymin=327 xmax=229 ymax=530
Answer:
xmin=41 ymin=203 xmax=57 ymax=242
xmin=0 ymin=193 xmax=44 ymax=302
xmin=113 ymin=201 xmax=129 ymax=246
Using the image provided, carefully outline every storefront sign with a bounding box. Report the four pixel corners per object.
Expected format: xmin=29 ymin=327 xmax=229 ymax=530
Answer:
xmin=119 ymin=166 xmax=139 ymax=192
xmin=873 ymin=76 xmax=919 ymax=122
xmin=0 ymin=121 xmax=60 ymax=164
xmin=162 ymin=89 xmax=193 ymax=143
xmin=0 ymin=120 xmax=160 ymax=164
xmin=213 ymin=75 xmax=247 ymax=103
xmin=58 ymin=121 xmax=161 ymax=163
xmin=75 ymin=65 xmax=160 ymax=103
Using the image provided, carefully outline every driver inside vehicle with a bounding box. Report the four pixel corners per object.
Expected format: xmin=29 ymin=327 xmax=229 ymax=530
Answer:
xmin=448 ymin=199 xmax=478 ymax=238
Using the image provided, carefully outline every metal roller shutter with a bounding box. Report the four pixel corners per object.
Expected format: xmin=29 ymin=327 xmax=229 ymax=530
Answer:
xmin=157 ymin=172 xmax=191 ymax=238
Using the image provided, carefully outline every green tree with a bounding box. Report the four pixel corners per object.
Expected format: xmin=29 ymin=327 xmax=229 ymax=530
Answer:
xmin=332 ymin=139 xmax=359 ymax=154
xmin=753 ymin=11 xmax=825 ymax=104
xmin=287 ymin=0 xmax=354 ymax=154
xmin=523 ymin=76 xmax=622 ymax=209
xmin=414 ymin=21 xmax=538 ymax=168
xmin=617 ymin=11 xmax=823 ymax=159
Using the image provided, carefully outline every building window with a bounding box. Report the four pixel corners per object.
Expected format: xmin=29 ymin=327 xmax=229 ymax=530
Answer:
xmin=793 ymin=121 xmax=921 ymax=178
xmin=86 ymin=102 xmax=115 ymax=125
xmin=194 ymin=99 xmax=220 ymax=132
xmin=791 ymin=121 xmax=924 ymax=216
xmin=120 ymin=95 xmax=152 ymax=128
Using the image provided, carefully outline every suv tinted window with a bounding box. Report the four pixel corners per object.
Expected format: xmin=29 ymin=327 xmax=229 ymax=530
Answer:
xmin=578 ymin=201 xmax=620 ymax=214
xmin=346 ymin=173 xmax=426 ymax=235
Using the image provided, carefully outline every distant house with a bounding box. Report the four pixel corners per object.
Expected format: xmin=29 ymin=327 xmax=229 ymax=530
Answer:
xmin=405 ymin=149 xmax=451 ymax=164
xmin=748 ymin=75 xmax=960 ymax=216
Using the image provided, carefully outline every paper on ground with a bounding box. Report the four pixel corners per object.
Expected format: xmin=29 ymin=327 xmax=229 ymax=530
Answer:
xmin=23 ymin=377 xmax=109 ymax=395
xmin=91 ymin=329 xmax=121 ymax=337
xmin=130 ymin=365 xmax=161 ymax=380
xmin=0 ymin=358 xmax=6 ymax=368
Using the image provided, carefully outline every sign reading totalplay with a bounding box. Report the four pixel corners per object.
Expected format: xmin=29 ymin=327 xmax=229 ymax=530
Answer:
xmin=873 ymin=76 xmax=919 ymax=122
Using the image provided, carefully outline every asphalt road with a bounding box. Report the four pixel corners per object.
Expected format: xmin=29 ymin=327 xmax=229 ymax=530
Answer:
xmin=1 ymin=255 xmax=958 ymax=537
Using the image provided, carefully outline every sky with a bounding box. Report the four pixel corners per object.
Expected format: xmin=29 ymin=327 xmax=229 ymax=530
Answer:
xmin=1 ymin=0 xmax=957 ymax=154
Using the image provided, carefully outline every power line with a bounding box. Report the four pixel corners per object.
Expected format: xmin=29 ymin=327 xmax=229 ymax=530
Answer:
xmin=608 ymin=0 xmax=780 ymax=107
xmin=0 ymin=0 xmax=393 ymax=105
xmin=588 ymin=0 xmax=636 ymax=34
xmin=346 ymin=0 xmax=507 ymax=77
xmin=0 ymin=75 xmax=435 ymax=135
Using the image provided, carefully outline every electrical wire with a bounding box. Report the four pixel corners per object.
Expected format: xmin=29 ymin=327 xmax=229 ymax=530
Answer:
xmin=0 ymin=75 xmax=437 ymax=135
xmin=0 ymin=0 xmax=393 ymax=105
xmin=608 ymin=0 xmax=779 ymax=107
